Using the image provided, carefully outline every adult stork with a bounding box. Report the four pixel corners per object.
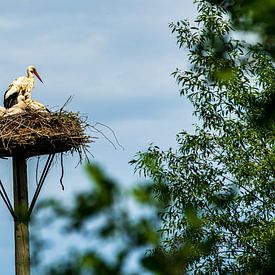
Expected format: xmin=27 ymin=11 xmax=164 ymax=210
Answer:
xmin=4 ymin=65 xmax=43 ymax=108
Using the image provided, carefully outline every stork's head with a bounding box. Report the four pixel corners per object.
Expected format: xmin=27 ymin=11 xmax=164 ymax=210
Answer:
xmin=27 ymin=65 xmax=43 ymax=83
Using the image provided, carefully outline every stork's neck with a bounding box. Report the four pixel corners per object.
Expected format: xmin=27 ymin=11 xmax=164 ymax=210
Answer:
xmin=27 ymin=69 xmax=34 ymax=78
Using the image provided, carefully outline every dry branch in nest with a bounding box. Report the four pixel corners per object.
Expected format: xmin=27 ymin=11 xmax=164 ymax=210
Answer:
xmin=0 ymin=110 xmax=92 ymax=158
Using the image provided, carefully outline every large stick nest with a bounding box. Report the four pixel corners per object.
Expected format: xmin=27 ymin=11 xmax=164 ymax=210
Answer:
xmin=0 ymin=110 xmax=92 ymax=158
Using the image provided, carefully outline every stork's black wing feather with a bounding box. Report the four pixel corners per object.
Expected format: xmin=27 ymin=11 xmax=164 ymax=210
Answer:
xmin=4 ymin=90 xmax=19 ymax=108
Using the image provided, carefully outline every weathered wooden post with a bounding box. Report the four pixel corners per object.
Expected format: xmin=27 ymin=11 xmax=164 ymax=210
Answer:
xmin=13 ymin=153 xmax=30 ymax=275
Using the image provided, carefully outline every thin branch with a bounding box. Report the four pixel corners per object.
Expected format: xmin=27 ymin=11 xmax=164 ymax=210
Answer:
xmin=59 ymin=153 xmax=65 ymax=190
xmin=28 ymin=154 xmax=55 ymax=217
xmin=59 ymin=95 xmax=74 ymax=113
xmin=95 ymin=122 xmax=124 ymax=150
xmin=222 ymin=175 xmax=266 ymax=204
xmin=91 ymin=122 xmax=124 ymax=150
xmin=260 ymin=137 xmax=275 ymax=178
xmin=35 ymin=156 xmax=40 ymax=186
xmin=0 ymin=180 xmax=15 ymax=218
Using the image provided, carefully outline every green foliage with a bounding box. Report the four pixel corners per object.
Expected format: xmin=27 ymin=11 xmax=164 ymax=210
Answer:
xmin=33 ymin=165 xmax=201 ymax=275
xmin=131 ymin=1 xmax=275 ymax=273
xmin=32 ymin=165 xmax=153 ymax=274
xmin=206 ymin=0 xmax=275 ymax=57
xmin=32 ymin=1 xmax=275 ymax=274
xmin=32 ymin=164 xmax=225 ymax=274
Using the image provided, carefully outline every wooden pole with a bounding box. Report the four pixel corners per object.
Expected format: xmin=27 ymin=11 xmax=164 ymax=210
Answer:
xmin=13 ymin=154 xmax=30 ymax=275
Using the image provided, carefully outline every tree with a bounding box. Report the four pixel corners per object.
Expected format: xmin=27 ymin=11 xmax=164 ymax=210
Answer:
xmin=131 ymin=0 xmax=275 ymax=273
xmin=31 ymin=164 xmax=157 ymax=274
xmin=32 ymin=1 xmax=275 ymax=274
xmin=206 ymin=0 xmax=275 ymax=57
xmin=31 ymin=164 xmax=212 ymax=275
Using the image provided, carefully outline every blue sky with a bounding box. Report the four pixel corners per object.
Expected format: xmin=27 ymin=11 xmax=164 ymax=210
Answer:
xmin=0 ymin=1 xmax=197 ymax=273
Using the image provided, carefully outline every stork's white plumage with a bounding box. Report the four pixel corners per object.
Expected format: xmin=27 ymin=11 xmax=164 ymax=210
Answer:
xmin=4 ymin=101 xmax=27 ymax=116
xmin=0 ymin=106 xmax=6 ymax=117
xmin=3 ymin=99 xmax=47 ymax=117
xmin=25 ymin=98 xmax=47 ymax=112
xmin=4 ymin=65 xmax=43 ymax=108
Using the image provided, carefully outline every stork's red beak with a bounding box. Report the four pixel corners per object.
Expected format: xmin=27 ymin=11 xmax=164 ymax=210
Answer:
xmin=34 ymin=70 xmax=43 ymax=83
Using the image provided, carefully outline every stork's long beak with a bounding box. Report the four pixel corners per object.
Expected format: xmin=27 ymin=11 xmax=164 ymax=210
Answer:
xmin=34 ymin=70 xmax=43 ymax=83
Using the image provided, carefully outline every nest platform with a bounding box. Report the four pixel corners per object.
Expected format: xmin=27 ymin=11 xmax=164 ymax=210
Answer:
xmin=0 ymin=110 xmax=91 ymax=158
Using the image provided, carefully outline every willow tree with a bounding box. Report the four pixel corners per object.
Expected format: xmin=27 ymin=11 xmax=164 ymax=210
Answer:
xmin=132 ymin=0 xmax=275 ymax=273
xmin=206 ymin=0 xmax=275 ymax=57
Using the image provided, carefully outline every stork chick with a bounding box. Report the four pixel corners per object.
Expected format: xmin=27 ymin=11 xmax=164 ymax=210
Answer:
xmin=4 ymin=65 xmax=43 ymax=108
xmin=25 ymin=98 xmax=48 ymax=112
xmin=4 ymin=101 xmax=27 ymax=116
xmin=0 ymin=106 xmax=6 ymax=117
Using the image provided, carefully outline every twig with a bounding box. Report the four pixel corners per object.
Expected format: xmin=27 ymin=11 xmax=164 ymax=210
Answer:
xmin=91 ymin=122 xmax=124 ymax=150
xmin=94 ymin=122 xmax=124 ymax=150
xmin=28 ymin=154 xmax=55 ymax=217
xmin=0 ymin=180 xmax=16 ymax=219
xmin=35 ymin=156 xmax=40 ymax=186
xmin=59 ymin=153 xmax=65 ymax=190
xmin=59 ymin=95 xmax=74 ymax=113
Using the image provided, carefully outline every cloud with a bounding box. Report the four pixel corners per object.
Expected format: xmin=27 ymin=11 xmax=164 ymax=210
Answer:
xmin=0 ymin=0 xmax=195 ymax=101
xmin=0 ymin=18 xmax=25 ymax=30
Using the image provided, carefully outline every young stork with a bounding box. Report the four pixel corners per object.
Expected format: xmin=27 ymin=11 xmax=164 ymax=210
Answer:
xmin=4 ymin=65 xmax=43 ymax=108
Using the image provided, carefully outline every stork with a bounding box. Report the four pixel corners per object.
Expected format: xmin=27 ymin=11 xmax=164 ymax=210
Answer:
xmin=4 ymin=101 xmax=27 ymax=116
xmin=25 ymin=98 xmax=48 ymax=112
xmin=4 ymin=65 xmax=43 ymax=108
xmin=3 ymin=99 xmax=47 ymax=117
xmin=0 ymin=106 xmax=6 ymax=117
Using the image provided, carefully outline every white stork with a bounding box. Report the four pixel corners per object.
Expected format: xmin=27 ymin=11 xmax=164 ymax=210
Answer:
xmin=4 ymin=101 xmax=27 ymax=116
xmin=4 ymin=65 xmax=43 ymax=108
xmin=0 ymin=106 xmax=6 ymax=117
xmin=25 ymin=98 xmax=48 ymax=112
xmin=3 ymin=99 xmax=47 ymax=117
